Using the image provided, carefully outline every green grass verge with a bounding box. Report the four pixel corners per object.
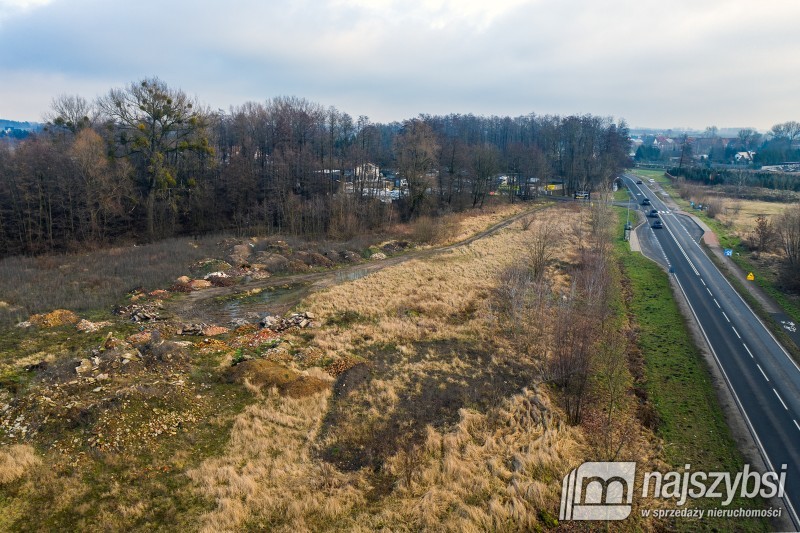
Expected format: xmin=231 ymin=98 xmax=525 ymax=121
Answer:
xmin=614 ymin=187 xmax=632 ymax=202
xmin=630 ymin=168 xmax=666 ymax=181
xmin=613 ymin=207 xmax=769 ymax=531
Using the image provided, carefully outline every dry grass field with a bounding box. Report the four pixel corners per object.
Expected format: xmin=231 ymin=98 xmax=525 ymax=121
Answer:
xmin=0 ymin=202 xmax=679 ymax=531
xmin=714 ymin=199 xmax=789 ymax=236
xmin=674 ymin=180 xmax=791 ymax=238
xmin=186 ymin=203 xmax=664 ymax=531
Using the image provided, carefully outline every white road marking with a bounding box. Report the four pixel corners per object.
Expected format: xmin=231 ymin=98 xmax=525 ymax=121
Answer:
xmin=757 ymin=364 xmax=769 ymax=382
xmin=662 ymin=219 xmax=701 ymax=275
xmin=714 ymin=299 xmax=721 ymax=309
xmin=795 ymin=420 xmax=800 ymax=432
xmin=670 ymin=272 xmax=800 ymax=529
xmin=732 ymin=326 xmax=741 ymax=339
xmin=723 ymin=311 xmax=730 ymax=322
xmin=701 ymin=279 xmax=706 ymax=286
xmin=774 ymin=389 xmax=788 ymax=411
xmin=743 ymin=343 xmax=754 ymax=358
xmin=707 ymin=287 xmax=713 ymax=296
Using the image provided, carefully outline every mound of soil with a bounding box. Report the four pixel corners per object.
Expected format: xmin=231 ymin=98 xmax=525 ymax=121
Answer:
xmin=224 ymin=360 xmax=329 ymax=398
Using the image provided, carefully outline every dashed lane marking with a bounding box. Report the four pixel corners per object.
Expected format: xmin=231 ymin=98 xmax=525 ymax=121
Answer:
xmin=774 ymin=389 xmax=789 ymax=411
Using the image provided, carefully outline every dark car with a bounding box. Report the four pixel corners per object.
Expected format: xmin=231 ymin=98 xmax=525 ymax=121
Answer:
xmin=636 ymin=179 xmax=643 ymax=184
xmin=641 ymin=198 xmax=651 ymax=205
xmin=648 ymin=209 xmax=659 ymax=217
xmin=652 ymin=220 xmax=663 ymax=229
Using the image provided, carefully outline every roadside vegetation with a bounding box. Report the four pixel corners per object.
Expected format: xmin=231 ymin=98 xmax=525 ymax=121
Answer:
xmin=631 ymin=169 xmax=800 ymax=326
xmin=613 ymin=207 xmax=768 ymax=530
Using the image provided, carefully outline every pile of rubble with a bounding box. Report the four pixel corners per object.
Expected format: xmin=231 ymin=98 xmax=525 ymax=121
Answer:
xmin=114 ymin=303 xmax=162 ymax=322
xmin=176 ymin=324 xmax=229 ymax=336
xmin=76 ymin=319 xmax=113 ymax=333
xmin=260 ymin=311 xmax=316 ymax=332
xmin=16 ymin=310 xmax=115 ymax=331
xmin=17 ymin=309 xmax=80 ymax=328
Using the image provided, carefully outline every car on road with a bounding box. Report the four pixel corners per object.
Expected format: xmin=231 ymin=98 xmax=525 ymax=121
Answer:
xmin=635 ymin=179 xmax=643 ymax=184
xmin=651 ymin=220 xmax=663 ymax=229
xmin=641 ymin=198 xmax=651 ymax=205
xmin=649 ymin=178 xmax=655 ymax=183
xmin=647 ymin=209 xmax=659 ymax=217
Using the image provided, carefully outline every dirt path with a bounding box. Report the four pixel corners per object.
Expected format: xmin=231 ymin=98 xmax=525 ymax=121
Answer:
xmin=165 ymin=205 xmax=542 ymax=325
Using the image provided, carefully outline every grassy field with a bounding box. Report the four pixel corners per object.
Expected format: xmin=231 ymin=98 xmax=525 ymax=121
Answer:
xmin=613 ymin=207 xmax=769 ymax=531
xmin=0 ymin=200 xmax=775 ymax=531
xmin=188 ymin=205 xmax=589 ymax=531
xmin=0 ymin=203 xmax=592 ymax=531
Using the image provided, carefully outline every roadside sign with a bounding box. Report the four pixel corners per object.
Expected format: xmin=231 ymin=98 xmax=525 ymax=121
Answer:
xmin=546 ymin=184 xmax=556 ymax=190
xmin=747 ymin=272 xmax=755 ymax=281
xmin=724 ymin=249 xmax=733 ymax=256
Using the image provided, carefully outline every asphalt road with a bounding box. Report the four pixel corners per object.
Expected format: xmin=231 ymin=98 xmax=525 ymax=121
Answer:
xmin=621 ymin=174 xmax=800 ymax=529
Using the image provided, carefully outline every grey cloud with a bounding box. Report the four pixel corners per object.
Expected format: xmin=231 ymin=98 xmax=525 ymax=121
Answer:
xmin=1 ymin=0 xmax=800 ymax=128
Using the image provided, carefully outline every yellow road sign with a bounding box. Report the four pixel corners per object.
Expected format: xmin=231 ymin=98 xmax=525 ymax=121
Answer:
xmin=747 ymin=272 xmax=755 ymax=281
xmin=546 ymin=184 xmax=556 ymax=190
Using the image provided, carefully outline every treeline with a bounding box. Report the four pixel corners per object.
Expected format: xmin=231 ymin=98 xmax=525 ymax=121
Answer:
xmin=0 ymin=77 xmax=630 ymax=256
xmin=668 ymin=167 xmax=800 ymax=193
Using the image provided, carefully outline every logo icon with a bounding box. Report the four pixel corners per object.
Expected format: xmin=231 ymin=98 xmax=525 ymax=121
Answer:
xmin=560 ymin=462 xmax=636 ymax=521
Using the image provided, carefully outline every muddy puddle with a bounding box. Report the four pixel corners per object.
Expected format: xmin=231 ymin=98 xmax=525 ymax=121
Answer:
xmin=334 ymin=268 xmax=372 ymax=283
xmin=217 ymin=282 xmax=311 ymax=322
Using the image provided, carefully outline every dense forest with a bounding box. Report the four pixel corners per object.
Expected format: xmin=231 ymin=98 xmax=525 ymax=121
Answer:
xmin=0 ymin=78 xmax=630 ymax=256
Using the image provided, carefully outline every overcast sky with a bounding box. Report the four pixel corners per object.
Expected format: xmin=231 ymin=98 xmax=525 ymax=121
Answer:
xmin=1 ymin=0 xmax=798 ymax=130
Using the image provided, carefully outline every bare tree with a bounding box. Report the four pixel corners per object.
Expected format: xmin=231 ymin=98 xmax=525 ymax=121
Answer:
xmin=770 ymin=121 xmax=800 ymax=143
xmin=394 ymin=119 xmax=439 ymax=218
xmin=97 ymin=77 xmax=212 ymax=237
xmin=527 ymin=222 xmax=559 ymax=280
xmin=776 ymin=204 xmax=800 ymax=287
xmin=470 ymin=144 xmax=499 ymax=208
xmin=70 ymin=129 xmax=131 ymax=239
xmin=46 ymin=94 xmax=96 ymax=133
xmin=750 ymin=214 xmax=775 ymax=256
xmin=548 ymin=295 xmax=594 ymax=424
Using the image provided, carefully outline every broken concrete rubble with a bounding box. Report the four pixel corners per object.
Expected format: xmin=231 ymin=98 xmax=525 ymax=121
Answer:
xmin=259 ymin=312 xmax=316 ymax=332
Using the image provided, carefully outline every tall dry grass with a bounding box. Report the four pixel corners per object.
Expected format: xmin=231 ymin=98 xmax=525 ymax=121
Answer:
xmin=188 ymin=205 xmax=594 ymax=531
xmin=0 ymin=444 xmax=41 ymax=484
xmin=298 ymin=205 xmax=576 ymax=360
xmin=188 ymin=388 xmax=366 ymax=532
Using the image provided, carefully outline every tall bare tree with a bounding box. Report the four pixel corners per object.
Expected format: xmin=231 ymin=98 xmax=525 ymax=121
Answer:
xmin=98 ymin=77 xmax=212 ymax=237
xmin=394 ymin=119 xmax=439 ymax=217
xmin=46 ymin=94 xmax=96 ymax=133
xmin=776 ymin=204 xmax=800 ymax=287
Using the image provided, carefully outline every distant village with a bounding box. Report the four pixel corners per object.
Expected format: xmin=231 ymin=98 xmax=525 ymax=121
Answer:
xmin=629 ymin=126 xmax=800 ymax=172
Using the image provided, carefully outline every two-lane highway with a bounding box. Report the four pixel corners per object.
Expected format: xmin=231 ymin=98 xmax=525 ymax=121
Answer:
xmin=622 ymin=174 xmax=800 ymax=529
